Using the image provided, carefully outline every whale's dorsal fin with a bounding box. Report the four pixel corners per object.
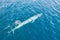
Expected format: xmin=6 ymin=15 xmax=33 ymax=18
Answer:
xmin=15 ymin=20 xmax=22 ymax=25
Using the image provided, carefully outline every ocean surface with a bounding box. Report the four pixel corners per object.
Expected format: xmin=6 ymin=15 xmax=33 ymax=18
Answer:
xmin=0 ymin=0 xmax=60 ymax=40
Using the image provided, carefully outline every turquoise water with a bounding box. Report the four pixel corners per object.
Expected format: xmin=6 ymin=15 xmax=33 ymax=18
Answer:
xmin=0 ymin=0 xmax=60 ymax=40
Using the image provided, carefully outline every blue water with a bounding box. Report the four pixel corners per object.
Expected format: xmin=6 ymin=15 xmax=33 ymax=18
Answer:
xmin=0 ymin=0 xmax=60 ymax=40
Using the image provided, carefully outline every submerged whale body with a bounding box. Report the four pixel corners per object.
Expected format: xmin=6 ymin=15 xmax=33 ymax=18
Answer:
xmin=0 ymin=0 xmax=60 ymax=40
